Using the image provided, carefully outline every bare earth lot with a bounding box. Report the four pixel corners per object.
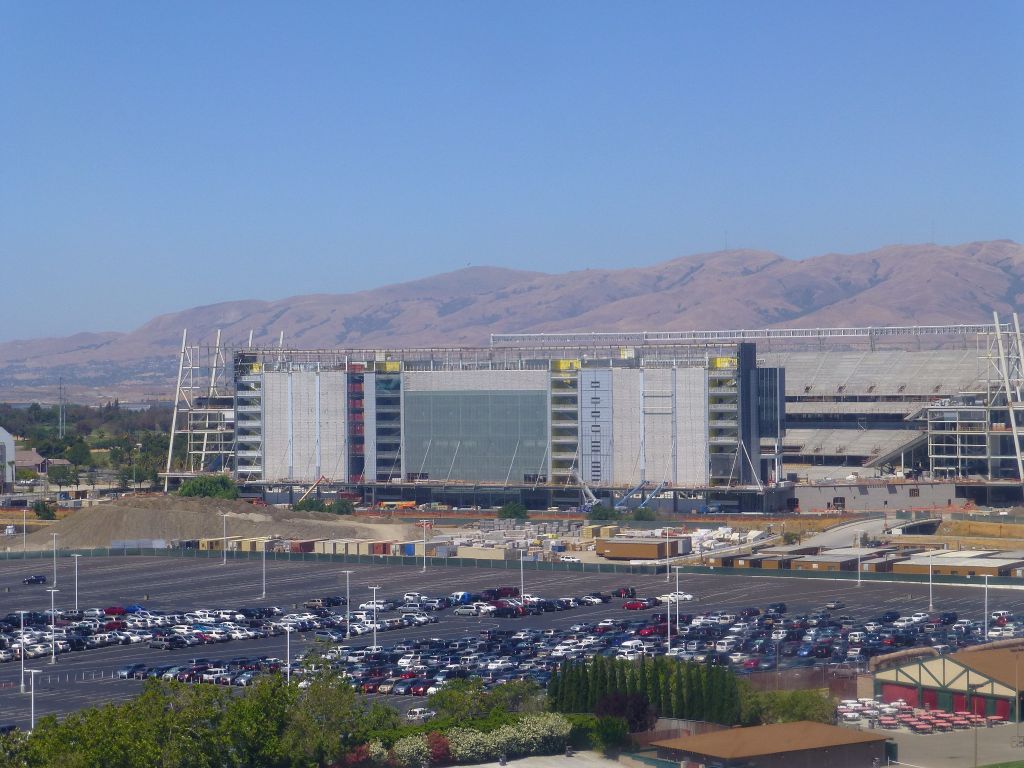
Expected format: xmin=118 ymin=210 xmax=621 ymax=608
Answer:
xmin=18 ymin=496 xmax=419 ymax=550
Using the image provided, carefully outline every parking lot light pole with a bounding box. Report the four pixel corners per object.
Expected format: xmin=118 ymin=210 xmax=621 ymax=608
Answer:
xmin=984 ymin=575 xmax=990 ymax=642
xmin=419 ymin=520 xmax=430 ymax=573
xmin=71 ymin=554 xmax=81 ymax=612
xmin=18 ymin=611 xmax=26 ymax=693
xmin=22 ymin=509 xmax=26 ymax=556
xmin=928 ymin=557 xmax=934 ymax=612
xmin=46 ymin=589 xmax=58 ymax=664
xmin=51 ymin=533 xmax=58 ymax=586
xmin=369 ymin=585 xmax=381 ymax=648
xmin=341 ymin=571 xmax=353 ymax=639
xmin=260 ymin=540 xmax=268 ymax=602
xmin=855 ymin=529 xmax=863 ymax=587
xmin=28 ymin=669 xmax=40 ymax=730
xmin=220 ymin=513 xmax=229 ymax=566
xmin=519 ymin=549 xmax=525 ymax=601
xmin=284 ymin=627 xmax=293 ymax=685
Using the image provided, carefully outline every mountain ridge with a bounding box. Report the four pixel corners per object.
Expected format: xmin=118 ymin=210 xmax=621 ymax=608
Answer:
xmin=2 ymin=240 xmax=1021 ymax=402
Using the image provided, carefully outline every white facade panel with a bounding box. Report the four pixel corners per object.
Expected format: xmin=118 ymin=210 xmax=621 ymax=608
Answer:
xmin=611 ymin=369 xmax=642 ymax=486
xmin=319 ymin=371 xmax=348 ymax=481
xmin=262 ymin=372 xmax=291 ymax=482
xmin=642 ymin=368 xmax=675 ymax=484
xmin=675 ymin=367 xmax=709 ymax=485
xmin=260 ymin=370 xmax=348 ymax=484
xmin=290 ymin=373 xmax=318 ymax=482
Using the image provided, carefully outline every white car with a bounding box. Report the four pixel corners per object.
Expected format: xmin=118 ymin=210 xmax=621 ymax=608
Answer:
xmin=664 ymin=592 xmax=695 ymax=603
xmin=559 ymin=556 xmax=581 ymax=563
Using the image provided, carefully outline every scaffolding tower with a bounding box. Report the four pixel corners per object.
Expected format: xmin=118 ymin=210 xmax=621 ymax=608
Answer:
xmin=162 ymin=329 xmax=235 ymax=490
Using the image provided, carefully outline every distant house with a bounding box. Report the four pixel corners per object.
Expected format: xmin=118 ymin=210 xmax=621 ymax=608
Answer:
xmin=15 ymin=448 xmax=46 ymax=474
xmin=44 ymin=457 xmax=71 ymax=473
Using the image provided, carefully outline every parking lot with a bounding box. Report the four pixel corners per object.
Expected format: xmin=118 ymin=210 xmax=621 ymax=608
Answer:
xmin=0 ymin=554 xmax=1020 ymax=731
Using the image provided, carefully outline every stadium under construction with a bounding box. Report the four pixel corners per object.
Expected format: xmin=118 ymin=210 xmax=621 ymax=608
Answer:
xmin=164 ymin=316 xmax=1024 ymax=512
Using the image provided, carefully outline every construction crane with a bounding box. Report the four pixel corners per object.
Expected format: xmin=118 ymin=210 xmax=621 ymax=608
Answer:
xmin=614 ymin=480 xmax=649 ymax=511
xmin=297 ymin=475 xmax=329 ymax=504
xmin=571 ymin=469 xmax=599 ymax=515
xmin=637 ymin=481 xmax=667 ymax=509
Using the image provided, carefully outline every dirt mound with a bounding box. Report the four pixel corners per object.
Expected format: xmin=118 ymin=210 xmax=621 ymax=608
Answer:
xmin=25 ymin=496 xmax=418 ymax=550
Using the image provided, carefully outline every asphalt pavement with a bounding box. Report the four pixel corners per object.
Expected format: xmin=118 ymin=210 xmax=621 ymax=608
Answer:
xmin=0 ymin=554 xmax=1020 ymax=732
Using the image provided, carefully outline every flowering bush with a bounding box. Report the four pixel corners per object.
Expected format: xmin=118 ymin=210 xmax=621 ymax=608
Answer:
xmin=344 ymin=740 xmax=389 ymax=768
xmin=445 ymin=714 xmax=572 ymax=763
xmin=446 ymin=727 xmax=495 ymax=764
xmin=367 ymin=740 xmax=388 ymax=765
xmin=391 ymin=734 xmax=430 ymax=768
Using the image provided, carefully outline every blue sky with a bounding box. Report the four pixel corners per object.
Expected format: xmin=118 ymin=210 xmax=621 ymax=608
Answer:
xmin=2 ymin=2 xmax=1021 ymax=340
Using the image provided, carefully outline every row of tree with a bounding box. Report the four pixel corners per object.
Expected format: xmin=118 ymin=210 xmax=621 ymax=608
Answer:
xmin=3 ymin=401 xmax=179 ymax=490
xmin=0 ymin=671 xmax=554 ymax=768
xmin=549 ymin=656 xmax=743 ymax=726
xmin=548 ymin=656 xmax=836 ymax=728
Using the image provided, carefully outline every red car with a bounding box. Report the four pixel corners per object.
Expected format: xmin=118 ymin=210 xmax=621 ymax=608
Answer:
xmin=624 ymin=600 xmax=648 ymax=610
xmin=361 ymin=678 xmax=385 ymax=693
xmin=104 ymin=606 xmax=127 ymax=616
xmin=639 ymin=624 xmax=667 ymax=637
xmin=410 ymin=679 xmax=434 ymax=696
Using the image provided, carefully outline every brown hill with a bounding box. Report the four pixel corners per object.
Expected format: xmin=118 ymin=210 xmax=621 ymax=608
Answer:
xmin=2 ymin=240 xmax=1022 ymax=402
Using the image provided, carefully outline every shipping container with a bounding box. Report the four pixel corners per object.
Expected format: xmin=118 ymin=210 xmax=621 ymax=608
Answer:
xmin=595 ymin=538 xmax=679 ymax=560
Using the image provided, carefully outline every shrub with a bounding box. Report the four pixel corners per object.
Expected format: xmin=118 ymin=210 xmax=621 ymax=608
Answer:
xmin=177 ymin=475 xmax=238 ymax=499
xmin=592 ymin=717 xmax=629 ymax=754
xmin=31 ymin=500 xmax=56 ymax=520
xmin=497 ymin=502 xmax=528 ymax=520
xmin=587 ymin=504 xmax=619 ymax=521
xmin=391 ymin=734 xmax=430 ymax=768
xmin=426 ymin=732 xmax=451 ymax=766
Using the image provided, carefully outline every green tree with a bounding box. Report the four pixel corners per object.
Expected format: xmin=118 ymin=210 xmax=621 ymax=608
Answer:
xmin=497 ymin=501 xmax=528 ymax=520
xmin=671 ymin=663 xmax=686 ymax=719
xmin=327 ymin=498 xmax=355 ymax=515
xmin=32 ymin=500 xmax=56 ymax=520
xmin=758 ymin=689 xmax=836 ymax=724
xmin=64 ymin=441 xmax=92 ymax=468
xmin=293 ymin=498 xmax=327 ymax=512
xmin=488 ymin=679 xmax=544 ymax=714
xmin=282 ymin=669 xmax=363 ymax=767
xmin=587 ymin=504 xmax=619 ymax=521
xmin=48 ymin=464 xmax=77 ymax=490
xmin=220 ymin=675 xmax=295 ymax=767
xmin=178 ymin=475 xmax=239 ymax=499
xmin=631 ymin=508 xmax=657 ymax=521
xmin=427 ymin=678 xmax=490 ymax=721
